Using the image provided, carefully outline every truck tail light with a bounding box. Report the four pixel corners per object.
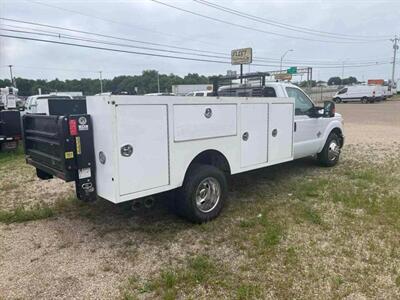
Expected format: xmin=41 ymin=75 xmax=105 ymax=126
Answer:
xmin=69 ymin=119 xmax=78 ymax=136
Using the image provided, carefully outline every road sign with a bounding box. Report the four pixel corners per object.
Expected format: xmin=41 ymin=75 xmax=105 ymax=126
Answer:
xmin=287 ymin=67 xmax=297 ymax=74
xmin=231 ymin=48 xmax=253 ymax=65
xmin=275 ymin=74 xmax=292 ymax=81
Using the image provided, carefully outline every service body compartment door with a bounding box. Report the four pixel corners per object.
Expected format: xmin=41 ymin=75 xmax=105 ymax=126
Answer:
xmin=268 ymin=103 xmax=294 ymax=163
xmin=173 ymin=104 xmax=237 ymax=142
xmin=240 ymin=103 xmax=268 ymax=168
xmin=116 ymin=105 xmax=169 ymax=196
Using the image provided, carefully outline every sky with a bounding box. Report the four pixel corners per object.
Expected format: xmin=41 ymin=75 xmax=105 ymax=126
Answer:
xmin=0 ymin=0 xmax=399 ymax=82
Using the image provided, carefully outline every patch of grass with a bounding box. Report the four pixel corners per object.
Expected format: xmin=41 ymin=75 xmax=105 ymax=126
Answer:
xmin=284 ymin=247 xmax=298 ymax=266
xmin=332 ymin=276 xmax=344 ymax=288
xmin=301 ymin=205 xmax=323 ymax=225
xmin=345 ymin=168 xmax=379 ymax=182
xmin=396 ymin=275 xmax=400 ymax=288
xmin=236 ymin=283 xmax=262 ymax=300
xmin=258 ymin=216 xmax=283 ymax=248
xmin=293 ymin=178 xmax=328 ymax=201
xmin=239 ymin=218 xmax=257 ymax=228
xmin=187 ymin=255 xmax=216 ymax=284
xmin=0 ymin=145 xmax=24 ymax=164
xmin=160 ymin=270 xmax=177 ymax=289
xmin=0 ymin=204 xmax=54 ymax=224
xmin=0 ymin=182 xmax=19 ymax=191
xmin=122 ymin=255 xmax=224 ymax=299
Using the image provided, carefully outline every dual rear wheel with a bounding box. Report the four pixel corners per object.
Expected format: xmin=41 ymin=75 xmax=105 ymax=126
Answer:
xmin=175 ymin=164 xmax=227 ymax=223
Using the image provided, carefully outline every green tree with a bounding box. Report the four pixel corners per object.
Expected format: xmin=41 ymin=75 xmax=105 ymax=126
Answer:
xmin=328 ymin=77 xmax=342 ymax=86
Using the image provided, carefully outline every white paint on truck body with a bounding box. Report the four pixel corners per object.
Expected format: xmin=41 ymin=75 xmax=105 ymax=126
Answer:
xmin=86 ymin=91 xmax=343 ymax=204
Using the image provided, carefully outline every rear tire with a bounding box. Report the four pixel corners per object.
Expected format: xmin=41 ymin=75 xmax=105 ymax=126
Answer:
xmin=176 ymin=164 xmax=227 ymax=223
xmin=361 ymin=97 xmax=368 ymax=104
xmin=317 ymin=132 xmax=341 ymax=167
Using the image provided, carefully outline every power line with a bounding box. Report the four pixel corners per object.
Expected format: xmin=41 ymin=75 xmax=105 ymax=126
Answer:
xmin=1 ymin=18 xmax=392 ymax=66
xmin=1 ymin=27 xmax=391 ymax=69
xmin=194 ymin=0 xmax=392 ymax=40
xmin=0 ymin=27 xmax=231 ymax=60
xmin=0 ymin=33 xmax=391 ymax=70
xmin=0 ymin=33 xmax=234 ymax=64
xmin=28 ymin=0 xmax=224 ymax=49
xmin=0 ymin=18 xmax=228 ymax=57
xmin=150 ymin=0 xmax=387 ymax=44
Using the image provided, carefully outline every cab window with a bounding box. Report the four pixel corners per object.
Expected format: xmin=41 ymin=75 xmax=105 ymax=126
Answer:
xmin=285 ymin=87 xmax=314 ymax=115
xmin=338 ymin=88 xmax=347 ymax=94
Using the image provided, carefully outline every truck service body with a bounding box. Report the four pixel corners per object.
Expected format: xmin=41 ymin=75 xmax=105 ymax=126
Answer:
xmin=22 ymin=83 xmax=344 ymax=222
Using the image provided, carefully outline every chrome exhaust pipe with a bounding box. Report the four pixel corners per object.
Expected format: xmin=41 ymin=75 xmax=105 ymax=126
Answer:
xmin=131 ymin=199 xmax=142 ymax=211
xmin=143 ymin=196 xmax=155 ymax=209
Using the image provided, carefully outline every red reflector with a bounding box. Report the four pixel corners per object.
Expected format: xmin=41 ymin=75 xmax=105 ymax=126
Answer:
xmin=69 ymin=119 xmax=78 ymax=136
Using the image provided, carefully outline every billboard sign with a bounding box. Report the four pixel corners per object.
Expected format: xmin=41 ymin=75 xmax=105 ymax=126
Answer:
xmin=231 ymin=48 xmax=253 ymax=65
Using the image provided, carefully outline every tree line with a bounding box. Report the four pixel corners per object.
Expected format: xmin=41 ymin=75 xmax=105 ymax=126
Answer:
xmin=0 ymin=69 xmax=358 ymax=96
xmin=0 ymin=70 xmax=209 ymax=96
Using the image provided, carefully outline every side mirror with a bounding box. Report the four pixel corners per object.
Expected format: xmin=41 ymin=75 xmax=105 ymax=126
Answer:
xmin=323 ymin=101 xmax=335 ymax=118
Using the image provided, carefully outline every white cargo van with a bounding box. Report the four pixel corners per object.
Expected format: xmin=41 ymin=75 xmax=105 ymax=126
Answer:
xmin=22 ymin=82 xmax=344 ymax=223
xmin=333 ymin=85 xmax=383 ymax=103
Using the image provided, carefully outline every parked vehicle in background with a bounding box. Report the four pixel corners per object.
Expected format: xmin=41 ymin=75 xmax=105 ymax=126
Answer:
xmin=0 ymin=87 xmax=18 ymax=110
xmin=185 ymin=91 xmax=213 ymax=96
xmin=0 ymin=87 xmax=22 ymax=151
xmin=0 ymin=110 xmax=21 ymax=151
xmin=144 ymin=93 xmax=176 ymax=96
xmin=25 ymin=94 xmax=74 ymax=114
xmin=333 ymin=85 xmax=383 ymax=103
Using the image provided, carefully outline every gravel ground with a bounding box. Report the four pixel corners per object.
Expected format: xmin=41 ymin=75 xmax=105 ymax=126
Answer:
xmin=0 ymin=99 xmax=399 ymax=299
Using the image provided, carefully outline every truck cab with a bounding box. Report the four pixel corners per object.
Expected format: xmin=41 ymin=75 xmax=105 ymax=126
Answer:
xmin=218 ymin=82 xmax=344 ymax=160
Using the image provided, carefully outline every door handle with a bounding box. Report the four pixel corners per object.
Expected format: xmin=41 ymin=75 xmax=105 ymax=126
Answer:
xmin=294 ymin=122 xmax=297 ymax=132
xmin=272 ymin=129 xmax=278 ymax=137
xmin=242 ymin=132 xmax=249 ymax=141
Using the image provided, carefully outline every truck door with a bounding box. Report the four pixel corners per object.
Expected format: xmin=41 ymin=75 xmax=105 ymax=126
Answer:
xmin=285 ymin=87 xmax=323 ymax=158
xmin=240 ymin=103 xmax=268 ymax=168
xmin=116 ymin=105 xmax=169 ymax=196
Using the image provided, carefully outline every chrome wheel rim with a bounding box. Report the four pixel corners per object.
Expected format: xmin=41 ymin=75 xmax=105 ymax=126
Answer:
xmin=195 ymin=177 xmax=221 ymax=213
xmin=328 ymin=140 xmax=340 ymax=161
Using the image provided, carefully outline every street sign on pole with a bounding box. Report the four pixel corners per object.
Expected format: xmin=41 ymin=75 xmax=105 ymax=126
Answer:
xmin=231 ymin=48 xmax=253 ymax=65
xmin=287 ymin=67 xmax=297 ymax=74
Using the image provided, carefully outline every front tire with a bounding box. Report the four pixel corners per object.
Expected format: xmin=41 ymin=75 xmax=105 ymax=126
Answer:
xmin=361 ymin=97 xmax=368 ymax=104
xmin=317 ymin=132 xmax=341 ymax=167
xmin=176 ymin=164 xmax=227 ymax=223
xmin=333 ymin=97 xmax=342 ymax=103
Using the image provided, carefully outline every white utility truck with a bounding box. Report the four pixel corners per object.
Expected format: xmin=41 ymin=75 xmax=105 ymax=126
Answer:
xmin=22 ymin=84 xmax=343 ymax=223
xmin=333 ymin=85 xmax=383 ymax=103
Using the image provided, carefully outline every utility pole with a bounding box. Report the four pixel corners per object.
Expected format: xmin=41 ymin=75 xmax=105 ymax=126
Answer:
xmin=390 ymin=35 xmax=399 ymax=87
xmin=341 ymin=61 xmax=345 ymax=79
xmin=280 ymin=49 xmax=293 ymax=73
xmin=8 ymin=65 xmax=15 ymax=87
xmin=157 ymin=71 xmax=160 ymax=93
xmin=99 ymin=71 xmax=103 ymax=94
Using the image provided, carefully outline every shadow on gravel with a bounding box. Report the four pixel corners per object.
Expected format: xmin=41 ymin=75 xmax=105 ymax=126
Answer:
xmin=57 ymin=156 xmax=322 ymax=239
